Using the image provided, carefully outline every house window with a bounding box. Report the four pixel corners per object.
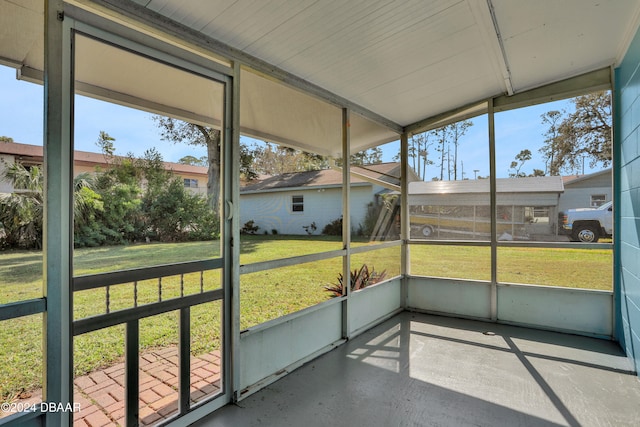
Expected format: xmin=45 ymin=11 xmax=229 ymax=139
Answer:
xmin=292 ymin=195 xmax=304 ymax=212
xmin=591 ymin=194 xmax=606 ymax=207
xmin=184 ymin=178 xmax=198 ymax=188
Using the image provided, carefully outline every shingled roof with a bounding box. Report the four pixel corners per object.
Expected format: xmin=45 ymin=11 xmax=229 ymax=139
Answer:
xmin=0 ymin=141 xmax=208 ymax=175
xmin=241 ymin=163 xmax=402 ymax=193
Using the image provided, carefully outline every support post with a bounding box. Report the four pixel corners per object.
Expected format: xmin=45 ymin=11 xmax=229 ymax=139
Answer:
xmin=228 ymin=63 xmax=241 ymax=401
xmin=341 ymin=108 xmax=351 ymax=338
xmin=179 ymin=308 xmax=191 ymax=414
xmin=43 ymin=1 xmax=73 ymax=425
xmin=488 ymin=98 xmax=498 ymax=321
xmin=400 ymin=132 xmax=410 ymax=308
xmin=125 ymin=321 xmax=139 ymax=427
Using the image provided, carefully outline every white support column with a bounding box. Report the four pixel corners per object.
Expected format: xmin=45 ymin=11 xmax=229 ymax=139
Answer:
xmin=400 ymin=132 xmax=410 ymax=308
xmin=488 ymin=98 xmax=498 ymax=321
xmin=43 ymin=1 xmax=74 ymax=425
xmin=341 ymin=108 xmax=351 ymax=338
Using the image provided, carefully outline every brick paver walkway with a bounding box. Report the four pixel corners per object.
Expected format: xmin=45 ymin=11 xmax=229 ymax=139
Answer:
xmin=74 ymin=346 xmax=221 ymax=426
xmin=3 ymin=347 xmax=221 ymax=426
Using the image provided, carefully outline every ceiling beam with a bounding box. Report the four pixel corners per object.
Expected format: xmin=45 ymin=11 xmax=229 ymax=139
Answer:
xmin=486 ymin=0 xmax=514 ymax=95
xmin=468 ymin=0 xmax=514 ymax=96
xmin=493 ymin=67 xmax=612 ymax=112
xmin=404 ymin=100 xmax=487 ymax=136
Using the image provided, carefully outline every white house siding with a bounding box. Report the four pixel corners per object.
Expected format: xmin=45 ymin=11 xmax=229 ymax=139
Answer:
xmin=0 ymin=154 xmax=15 ymax=193
xmin=240 ymin=185 xmax=375 ymax=235
xmin=558 ymin=171 xmax=612 ymax=211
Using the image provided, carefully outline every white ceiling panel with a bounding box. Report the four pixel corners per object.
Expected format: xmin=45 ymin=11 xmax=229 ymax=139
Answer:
xmin=494 ymin=0 xmax=639 ymax=92
xmin=240 ymin=68 xmax=398 ymax=157
xmin=74 ymin=34 xmax=226 ymax=128
xmin=0 ymin=0 xmax=43 ymax=69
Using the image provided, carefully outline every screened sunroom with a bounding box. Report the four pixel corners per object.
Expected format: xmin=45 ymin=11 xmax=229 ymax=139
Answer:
xmin=1 ymin=1 xmax=640 ymax=426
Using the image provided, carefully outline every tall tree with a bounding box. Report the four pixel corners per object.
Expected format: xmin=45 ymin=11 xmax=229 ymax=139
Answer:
xmin=395 ymin=133 xmax=434 ymax=180
xmin=509 ymin=149 xmax=532 ymax=178
xmin=0 ymin=162 xmax=43 ymax=248
xmin=153 ymin=117 xmax=222 ymax=213
xmin=540 ymin=91 xmax=612 ymax=174
xmin=434 ymin=126 xmax=449 ymax=181
xmin=449 ymin=121 xmax=473 ymax=180
xmin=350 ymin=147 xmax=383 ymax=166
xmin=178 ymin=155 xmax=207 ymax=166
xmin=251 ymin=142 xmax=327 ymax=175
xmin=540 ymin=110 xmax=565 ymax=175
xmin=423 ymin=120 xmax=473 ymax=181
xmin=560 ymin=91 xmax=612 ymax=170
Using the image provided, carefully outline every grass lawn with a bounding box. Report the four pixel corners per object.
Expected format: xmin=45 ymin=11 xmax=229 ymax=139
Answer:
xmin=0 ymin=236 xmax=613 ymax=400
xmin=410 ymin=245 xmax=612 ymax=290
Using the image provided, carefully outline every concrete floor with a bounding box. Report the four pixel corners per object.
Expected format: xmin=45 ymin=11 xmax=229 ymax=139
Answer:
xmin=194 ymin=312 xmax=640 ymax=427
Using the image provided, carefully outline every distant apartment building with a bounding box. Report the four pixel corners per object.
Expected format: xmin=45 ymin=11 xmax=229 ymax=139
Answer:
xmin=0 ymin=141 xmax=209 ymax=195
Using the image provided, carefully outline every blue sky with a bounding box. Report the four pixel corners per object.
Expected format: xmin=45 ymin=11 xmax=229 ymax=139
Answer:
xmin=1 ymin=64 xmax=601 ymax=178
xmin=0 ymin=65 xmax=200 ymax=162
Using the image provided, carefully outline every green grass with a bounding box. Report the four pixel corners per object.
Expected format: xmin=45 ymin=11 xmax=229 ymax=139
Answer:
xmin=0 ymin=237 xmax=613 ymax=399
xmin=410 ymin=245 xmax=612 ymax=290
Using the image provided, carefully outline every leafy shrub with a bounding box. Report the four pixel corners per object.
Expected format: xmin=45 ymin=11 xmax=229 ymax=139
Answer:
xmin=241 ymin=220 xmax=259 ymax=235
xmin=1 ymin=142 xmax=221 ymax=249
xmin=73 ymin=182 xmax=107 ymax=248
xmin=321 ymin=217 xmax=342 ymax=235
xmin=324 ymin=264 xmax=387 ymax=297
xmin=302 ymin=222 xmax=317 ymax=235
xmin=142 ymin=178 xmax=219 ymax=242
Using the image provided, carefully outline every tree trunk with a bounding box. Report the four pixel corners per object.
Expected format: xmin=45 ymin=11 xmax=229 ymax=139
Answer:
xmin=205 ymin=130 xmax=221 ymax=215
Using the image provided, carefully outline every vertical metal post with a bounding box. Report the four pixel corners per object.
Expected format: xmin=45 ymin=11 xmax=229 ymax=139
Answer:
xmin=488 ymin=98 xmax=498 ymax=321
xmin=400 ymin=132 xmax=410 ymax=308
xmin=612 ymin=66 xmax=623 ymax=345
xmin=43 ymin=1 xmax=73 ymax=425
xmin=341 ymin=108 xmax=351 ymax=338
xmin=228 ymin=63 xmax=241 ymax=402
xmin=179 ymin=307 xmax=191 ymax=414
xmin=125 ymin=321 xmax=139 ymax=427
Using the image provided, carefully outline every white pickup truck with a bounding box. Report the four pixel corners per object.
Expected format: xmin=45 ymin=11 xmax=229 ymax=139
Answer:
xmin=559 ymin=201 xmax=613 ymax=242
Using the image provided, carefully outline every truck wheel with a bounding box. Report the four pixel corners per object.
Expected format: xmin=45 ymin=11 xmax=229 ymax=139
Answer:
xmin=421 ymin=225 xmax=435 ymax=238
xmin=574 ymin=225 xmax=600 ymax=243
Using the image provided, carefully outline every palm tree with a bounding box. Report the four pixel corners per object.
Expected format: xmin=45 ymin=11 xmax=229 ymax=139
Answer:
xmin=0 ymin=162 xmax=44 ymax=249
xmin=0 ymin=162 xmax=100 ymax=249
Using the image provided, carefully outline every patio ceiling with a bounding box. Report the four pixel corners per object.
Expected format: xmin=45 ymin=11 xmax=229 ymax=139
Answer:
xmin=1 ymin=0 xmax=639 ymax=157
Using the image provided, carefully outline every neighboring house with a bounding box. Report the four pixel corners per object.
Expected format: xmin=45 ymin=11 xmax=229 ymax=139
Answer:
xmin=0 ymin=141 xmax=209 ymax=195
xmin=408 ymin=176 xmax=565 ymax=239
xmin=558 ymin=168 xmax=612 ymax=211
xmin=239 ymin=163 xmax=418 ymax=236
